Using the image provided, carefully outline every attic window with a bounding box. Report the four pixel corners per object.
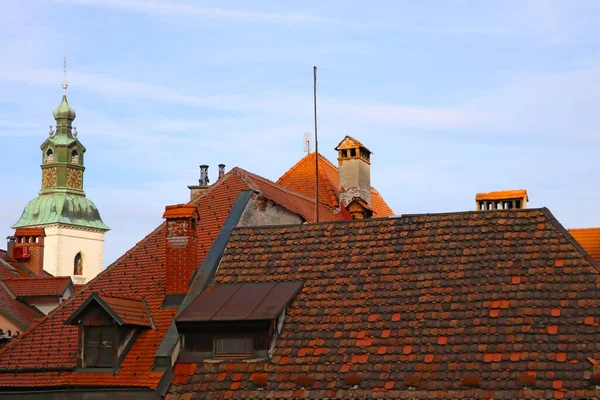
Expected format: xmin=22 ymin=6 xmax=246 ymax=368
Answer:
xmin=176 ymin=281 xmax=303 ymax=362
xmin=84 ymin=326 xmax=114 ymax=367
xmin=64 ymin=293 xmax=154 ymax=369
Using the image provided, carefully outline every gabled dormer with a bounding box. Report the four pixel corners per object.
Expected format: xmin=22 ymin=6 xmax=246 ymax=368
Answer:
xmin=64 ymin=292 xmax=154 ymax=369
xmin=175 ymin=281 xmax=303 ymax=362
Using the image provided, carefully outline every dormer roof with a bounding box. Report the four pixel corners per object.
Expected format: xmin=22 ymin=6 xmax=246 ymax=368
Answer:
xmin=64 ymin=292 xmax=153 ymax=327
xmin=176 ymin=281 xmax=303 ymax=324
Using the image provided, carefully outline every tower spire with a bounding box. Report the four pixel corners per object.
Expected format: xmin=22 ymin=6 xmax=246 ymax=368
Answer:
xmin=62 ymin=46 xmax=68 ymax=95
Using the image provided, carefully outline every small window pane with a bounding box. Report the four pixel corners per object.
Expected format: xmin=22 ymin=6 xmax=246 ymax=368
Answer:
xmin=214 ymin=336 xmax=252 ymax=357
xmin=84 ymin=326 xmax=114 ymax=367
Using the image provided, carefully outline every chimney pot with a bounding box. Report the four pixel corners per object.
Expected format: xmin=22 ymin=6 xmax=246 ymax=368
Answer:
xmin=199 ymin=165 xmax=210 ymax=186
xmin=218 ymin=164 xmax=226 ymax=179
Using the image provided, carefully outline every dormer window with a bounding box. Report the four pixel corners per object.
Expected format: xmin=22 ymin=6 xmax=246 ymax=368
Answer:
xmin=175 ymin=281 xmax=303 ymax=362
xmin=64 ymin=293 xmax=154 ymax=369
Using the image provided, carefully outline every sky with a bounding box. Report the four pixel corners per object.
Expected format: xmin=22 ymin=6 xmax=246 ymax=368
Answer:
xmin=1 ymin=0 xmax=600 ymax=266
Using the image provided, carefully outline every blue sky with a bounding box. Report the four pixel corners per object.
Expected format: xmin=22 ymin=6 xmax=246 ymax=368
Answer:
xmin=1 ymin=0 xmax=600 ymax=265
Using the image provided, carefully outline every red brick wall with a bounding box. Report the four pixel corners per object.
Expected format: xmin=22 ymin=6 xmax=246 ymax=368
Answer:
xmin=164 ymin=216 xmax=198 ymax=295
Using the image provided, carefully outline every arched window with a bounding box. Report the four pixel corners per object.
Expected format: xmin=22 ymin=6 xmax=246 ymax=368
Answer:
xmin=71 ymin=150 xmax=79 ymax=165
xmin=74 ymin=252 xmax=83 ymax=276
xmin=46 ymin=148 xmax=54 ymax=163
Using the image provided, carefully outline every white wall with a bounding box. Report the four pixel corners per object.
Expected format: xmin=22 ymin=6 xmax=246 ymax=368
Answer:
xmin=42 ymin=224 xmax=105 ymax=283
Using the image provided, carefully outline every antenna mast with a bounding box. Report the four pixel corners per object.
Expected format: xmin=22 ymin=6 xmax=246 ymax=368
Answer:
xmin=313 ymin=66 xmax=319 ymax=223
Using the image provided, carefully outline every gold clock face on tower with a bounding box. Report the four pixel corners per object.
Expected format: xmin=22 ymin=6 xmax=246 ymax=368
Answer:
xmin=42 ymin=168 xmax=57 ymax=188
xmin=66 ymin=168 xmax=83 ymax=189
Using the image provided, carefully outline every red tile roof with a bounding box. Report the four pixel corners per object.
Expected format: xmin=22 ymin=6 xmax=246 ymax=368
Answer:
xmin=163 ymin=204 xmax=198 ymax=219
xmin=0 ymin=253 xmax=46 ymax=331
xmin=167 ymin=208 xmax=600 ymax=399
xmin=0 ymin=166 xmax=350 ymax=391
xmin=237 ymin=168 xmax=342 ymax=222
xmin=276 ymin=152 xmax=394 ymax=217
xmin=101 ymin=296 xmax=152 ymax=327
xmin=3 ymin=277 xmax=72 ymax=298
xmin=0 ymin=281 xmax=43 ymax=332
xmin=64 ymin=293 xmax=152 ymax=327
xmin=475 ymin=189 xmax=528 ymax=201
xmin=568 ymin=228 xmax=600 ymax=263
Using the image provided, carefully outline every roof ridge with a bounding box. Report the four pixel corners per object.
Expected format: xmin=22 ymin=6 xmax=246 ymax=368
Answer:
xmin=230 ymin=208 xmax=550 ymax=232
xmin=275 ymin=152 xmax=314 ymax=185
xmin=237 ymin=167 xmax=334 ymax=206
xmin=230 ymin=167 xmax=260 ymax=192
xmin=191 ymin=167 xmax=254 ymax=205
xmin=316 ymin=157 xmax=340 ymax=207
xmin=542 ymin=207 xmax=600 ymax=274
xmin=4 ymin=276 xmax=70 ymax=281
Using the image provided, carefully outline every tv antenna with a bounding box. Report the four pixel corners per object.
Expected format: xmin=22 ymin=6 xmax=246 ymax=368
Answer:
xmin=303 ymin=132 xmax=311 ymax=154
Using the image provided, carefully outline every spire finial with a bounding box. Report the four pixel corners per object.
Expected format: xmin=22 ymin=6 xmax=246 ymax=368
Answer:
xmin=62 ymin=46 xmax=68 ymax=95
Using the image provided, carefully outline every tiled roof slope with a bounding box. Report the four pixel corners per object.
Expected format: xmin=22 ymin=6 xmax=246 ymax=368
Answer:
xmin=168 ymin=208 xmax=600 ymax=399
xmin=0 ymin=172 xmax=251 ymax=389
xmin=3 ymin=277 xmax=71 ymax=297
xmin=0 ymin=167 xmax=348 ymax=390
xmin=569 ymin=228 xmax=600 ymax=263
xmin=102 ymin=296 xmax=153 ymax=327
xmin=277 ymin=152 xmax=394 ymax=217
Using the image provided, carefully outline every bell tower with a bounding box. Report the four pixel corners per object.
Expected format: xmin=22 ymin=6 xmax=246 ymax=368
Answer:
xmin=11 ymin=80 xmax=109 ymax=284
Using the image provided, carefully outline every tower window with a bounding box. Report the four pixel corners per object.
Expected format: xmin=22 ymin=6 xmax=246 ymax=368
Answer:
xmin=350 ymin=148 xmax=356 ymax=157
xmin=71 ymin=150 xmax=79 ymax=165
xmin=46 ymin=149 xmax=54 ymax=163
xmin=341 ymin=149 xmax=348 ymax=158
xmin=74 ymin=252 xmax=83 ymax=276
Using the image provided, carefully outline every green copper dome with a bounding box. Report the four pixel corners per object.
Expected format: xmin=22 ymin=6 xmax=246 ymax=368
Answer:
xmin=52 ymin=94 xmax=76 ymax=121
xmin=12 ymin=193 xmax=109 ymax=231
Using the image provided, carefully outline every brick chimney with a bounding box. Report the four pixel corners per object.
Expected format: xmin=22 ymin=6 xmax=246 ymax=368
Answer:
xmin=12 ymin=228 xmax=45 ymax=276
xmin=335 ymin=136 xmax=372 ymax=219
xmin=163 ymin=204 xmax=198 ymax=296
xmin=188 ymin=165 xmax=210 ymax=201
xmin=475 ymin=190 xmax=528 ymax=210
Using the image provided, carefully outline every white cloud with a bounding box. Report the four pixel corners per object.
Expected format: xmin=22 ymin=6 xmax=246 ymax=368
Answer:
xmin=53 ymin=0 xmax=329 ymax=24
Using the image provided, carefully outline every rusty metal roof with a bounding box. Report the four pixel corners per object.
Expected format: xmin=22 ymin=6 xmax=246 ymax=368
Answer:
xmin=176 ymin=281 xmax=303 ymax=323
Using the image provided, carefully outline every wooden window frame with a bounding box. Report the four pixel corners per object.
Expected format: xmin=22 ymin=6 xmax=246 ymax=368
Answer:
xmin=212 ymin=335 xmax=254 ymax=359
xmin=82 ymin=325 xmax=117 ymax=368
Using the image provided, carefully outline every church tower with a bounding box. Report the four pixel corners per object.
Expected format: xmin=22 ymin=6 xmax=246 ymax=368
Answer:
xmin=11 ymin=80 xmax=109 ymax=284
